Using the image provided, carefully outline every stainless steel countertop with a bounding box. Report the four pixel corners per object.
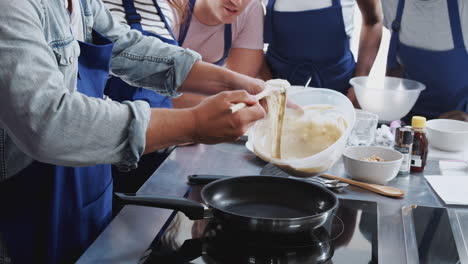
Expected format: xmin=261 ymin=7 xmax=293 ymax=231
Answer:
xmin=77 ymin=142 xmax=468 ymax=264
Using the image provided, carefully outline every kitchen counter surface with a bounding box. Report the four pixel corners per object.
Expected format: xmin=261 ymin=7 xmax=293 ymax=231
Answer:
xmin=77 ymin=142 xmax=468 ymax=264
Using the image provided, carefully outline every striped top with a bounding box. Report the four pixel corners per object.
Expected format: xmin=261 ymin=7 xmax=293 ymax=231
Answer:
xmin=102 ymin=0 xmax=175 ymax=40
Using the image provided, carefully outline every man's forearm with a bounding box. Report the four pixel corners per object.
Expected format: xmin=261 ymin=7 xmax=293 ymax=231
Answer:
xmin=355 ymin=0 xmax=383 ymax=77
xmin=179 ymin=61 xmax=265 ymax=97
xmin=355 ymin=23 xmax=382 ymax=76
xmin=226 ymin=48 xmax=264 ymax=78
xmin=144 ymin=108 xmax=195 ymax=153
xmin=258 ymin=58 xmax=274 ymax=81
xmin=179 ymin=61 xmax=242 ymax=95
xmin=171 ymin=93 xmax=206 ymax=108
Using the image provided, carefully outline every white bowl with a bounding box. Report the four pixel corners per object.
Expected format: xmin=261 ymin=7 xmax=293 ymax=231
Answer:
xmin=249 ymin=87 xmax=355 ymax=177
xmin=350 ymin=76 xmax=425 ymax=122
xmin=342 ymin=146 xmax=403 ymax=185
xmin=426 ymin=119 xmax=468 ymax=152
xmin=245 ymin=140 xmax=254 ymax=153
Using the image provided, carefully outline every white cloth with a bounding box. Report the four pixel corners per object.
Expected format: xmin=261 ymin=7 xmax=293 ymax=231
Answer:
xmin=102 ymin=0 xmax=175 ymax=40
xmin=65 ymin=0 xmax=84 ymax=41
xmin=382 ymin=0 xmax=468 ymax=53
xmin=425 ymin=175 xmax=468 ymax=205
xmin=271 ymin=0 xmax=356 ymax=38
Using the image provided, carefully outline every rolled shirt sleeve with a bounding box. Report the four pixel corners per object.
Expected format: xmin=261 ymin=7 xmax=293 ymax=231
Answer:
xmin=90 ymin=0 xmax=201 ymax=97
xmin=0 ymin=0 xmax=199 ymax=176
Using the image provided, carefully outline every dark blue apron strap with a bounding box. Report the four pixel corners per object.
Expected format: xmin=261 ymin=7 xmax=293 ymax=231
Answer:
xmin=447 ymin=0 xmax=465 ymax=50
xmin=305 ymin=62 xmax=323 ymax=88
xmin=151 ymin=0 xmax=178 ymax=41
xmin=122 ymin=0 xmax=143 ymax=31
xmin=214 ymin=24 xmax=232 ymax=65
xmin=332 ymin=0 xmax=340 ymax=6
xmin=264 ymin=0 xmax=276 ymax=43
xmin=178 ymin=0 xmax=196 ymax=46
xmin=386 ymin=0 xmax=405 ymax=69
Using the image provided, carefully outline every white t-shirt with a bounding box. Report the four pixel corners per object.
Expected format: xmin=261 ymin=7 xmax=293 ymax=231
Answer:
xmin=102 ymin=0 xmax=175 ymax=40
xmin=65 ymin=0 xmax=84 ymax=41
xmin=382 ymin=0 xmax=468 ymax=53
xmin=269 ymin=0 xmax=356 ymax=38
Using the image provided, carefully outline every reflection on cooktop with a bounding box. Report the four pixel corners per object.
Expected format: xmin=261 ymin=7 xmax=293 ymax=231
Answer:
xmin=412 ymin=206 xmax=460 ymax=264
xmin=140 ymin=186 xmax=378 ymax=264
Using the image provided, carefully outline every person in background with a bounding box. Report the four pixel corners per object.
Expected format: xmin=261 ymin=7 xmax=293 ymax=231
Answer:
xmin=167 ymin=0 xmax=265 ymax=107
xmin=103 ymin=0 xmax=265 ymax=107
xmin=261 ymin=0 xmax=383 ymax=108
xmin=0 ymin=0 xmax=265 ymax=263
xmin=103 ymin=0 xmax=177 ymax=110
xmin=383 ymin=0 xmax=468 ymax=122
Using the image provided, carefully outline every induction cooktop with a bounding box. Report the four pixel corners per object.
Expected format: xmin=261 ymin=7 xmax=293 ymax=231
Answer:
xmin=140 ymin=186 xmax=378 ymax=264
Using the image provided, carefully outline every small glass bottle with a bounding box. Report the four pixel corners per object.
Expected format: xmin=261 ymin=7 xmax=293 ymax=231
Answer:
xmin=394 ymin=127 xmax=414 ymax=175
xmin=410 ymin=116 xmax=429 ymax=173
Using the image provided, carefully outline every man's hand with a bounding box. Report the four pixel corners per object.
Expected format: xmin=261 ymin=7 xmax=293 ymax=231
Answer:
xmin=191 ymin=90 xmax=266 ymax=144
xmin=232 ymin=74 xmax=265 ymax=95
xmin=439 ymin=111 xmax=468 ymax=122
xmin=347 ymin=87 xmax=361 ymax=109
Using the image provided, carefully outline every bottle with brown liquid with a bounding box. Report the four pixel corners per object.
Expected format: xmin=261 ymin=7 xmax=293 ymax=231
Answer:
xmin=394 ymin=127 xmax=414 ymax=175
xmin=410 ymin=116 xmax=428 ymax=173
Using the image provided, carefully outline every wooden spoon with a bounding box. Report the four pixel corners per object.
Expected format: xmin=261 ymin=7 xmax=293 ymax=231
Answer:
xmin=321 ymin=173 xmax=405 ymax=198
xmin=230 ymin=86 xmax=286 ymax=113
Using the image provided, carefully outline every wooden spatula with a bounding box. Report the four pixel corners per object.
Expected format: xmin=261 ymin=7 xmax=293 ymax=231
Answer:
xmin=321 ymin=173 xmax=405 ymax=198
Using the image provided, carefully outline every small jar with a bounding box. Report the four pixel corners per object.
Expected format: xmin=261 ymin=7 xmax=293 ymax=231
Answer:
xmin=394 ymin=127 xmax=414 ymax=175
xmin=410 ymin=116 xmax=429 ymax=173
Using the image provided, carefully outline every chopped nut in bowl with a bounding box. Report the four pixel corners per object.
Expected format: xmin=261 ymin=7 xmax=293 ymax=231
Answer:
xmin=360 ymin=155 xmax=385 ymax=162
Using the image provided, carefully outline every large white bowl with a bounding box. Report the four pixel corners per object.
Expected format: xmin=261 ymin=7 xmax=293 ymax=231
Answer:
xmin=249 ymin=87 xmax=356 ymax=177
xmin=426 ymin=119 xmax=468 ymax=152
xmin=350 ymin=76 xmax=425 ymax=122
xmin=342 ymin=146 xmax=403 ymax=185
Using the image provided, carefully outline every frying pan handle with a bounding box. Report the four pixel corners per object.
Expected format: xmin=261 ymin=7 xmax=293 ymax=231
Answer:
xmin=114 ymin=193 xmax=207 ymax=220
xmin=187 ymin=174 xmax=231 ymax=185
xmin=187 ymin=174 xmax=270 ymax=185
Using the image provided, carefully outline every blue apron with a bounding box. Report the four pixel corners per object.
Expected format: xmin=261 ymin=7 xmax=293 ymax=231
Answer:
xmin=178 ymin=0 xmax=232 ymax=66
xmin=0 ymin=31 xmax=114 ymax=264
xmin=105 ymin=0 xmax=175 ymax=108
xmin=264 ymin=0 xmax=355 ymax=93
xmin=387 ymin=0 xmax=468 ymax=120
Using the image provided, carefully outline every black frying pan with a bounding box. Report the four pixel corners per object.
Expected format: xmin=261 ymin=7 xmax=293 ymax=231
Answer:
xmin=115 ymin=175 xmax=338 ymax=235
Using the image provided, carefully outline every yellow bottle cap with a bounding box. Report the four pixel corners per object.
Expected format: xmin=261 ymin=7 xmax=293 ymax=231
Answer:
xmin=412 ymin=116 xmax=426 ymax=129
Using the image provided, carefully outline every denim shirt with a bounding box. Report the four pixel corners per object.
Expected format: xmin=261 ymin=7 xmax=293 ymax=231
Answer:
xmin=0 ymin=0 xmax=201 ymax=181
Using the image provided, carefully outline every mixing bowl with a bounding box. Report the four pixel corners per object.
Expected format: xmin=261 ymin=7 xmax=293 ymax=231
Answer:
xmin=350 ymin=76 xmax=425 ymax=122
xmin=342 ymin=146 xmax=403 ymax=185
xmin=249 ymin=87 xmax=355 ymax=177
xmin=426 ymin=119 xmax=468 ymax=152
